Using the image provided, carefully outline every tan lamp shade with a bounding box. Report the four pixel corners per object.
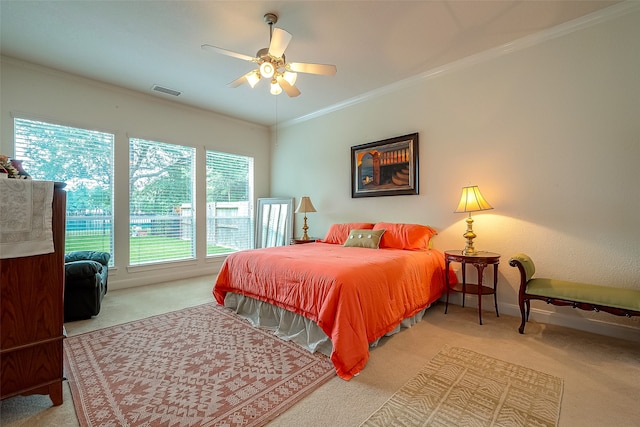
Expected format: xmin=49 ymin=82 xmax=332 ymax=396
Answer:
xmin=295 ymin=196 xmax=317 ymax=214
xmin=454 ymin=186 xmax=493 ymax=213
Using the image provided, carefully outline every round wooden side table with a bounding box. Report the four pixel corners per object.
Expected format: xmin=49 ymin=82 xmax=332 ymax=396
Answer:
xmin=444 ymin=250 xmax=500 ymax=325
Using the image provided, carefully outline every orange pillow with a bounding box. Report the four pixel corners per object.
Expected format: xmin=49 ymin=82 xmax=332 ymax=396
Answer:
xmin=321 ymin=222 xmax=375 ymax=244
xmin=373 ymin=222 xmax=437 ymax=250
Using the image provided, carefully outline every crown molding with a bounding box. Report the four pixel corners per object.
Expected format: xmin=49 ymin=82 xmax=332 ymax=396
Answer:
xmin=280 ymin=1 xmax=639 ymax=129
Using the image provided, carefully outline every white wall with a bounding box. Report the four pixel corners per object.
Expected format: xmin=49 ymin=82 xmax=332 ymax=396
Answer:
xmin=271 ymin=6 xmax=640 ymax=340
xmin=0 ymin=57 xmax=270 ymax=289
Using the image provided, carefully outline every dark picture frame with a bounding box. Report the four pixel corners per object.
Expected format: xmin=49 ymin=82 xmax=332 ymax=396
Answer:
xmin=351 ymin=133 xmax=419 ymax=198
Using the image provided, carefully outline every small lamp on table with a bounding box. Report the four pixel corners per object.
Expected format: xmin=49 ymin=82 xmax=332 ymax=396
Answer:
xmin=454 ymin=185 xmax=493 ymax=255
xmin=295 ymin=196 xmax=317 ymax=241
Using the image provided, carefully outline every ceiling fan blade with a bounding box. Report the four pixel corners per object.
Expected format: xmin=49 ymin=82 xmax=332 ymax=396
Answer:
xmin=268 ymin=28 xmax=292 ymax=58
xmin=276 ymin=76 xmax=301 ymax=97
xmin=201 ymin=44 xmax=257 ymax=62
xmin=228 ymin=73 xmax=248 ymax=88
xmin=229 ymin=70 xmax=261 ymax=88
xmin=288 ymin=62 xmax=337 ymax=76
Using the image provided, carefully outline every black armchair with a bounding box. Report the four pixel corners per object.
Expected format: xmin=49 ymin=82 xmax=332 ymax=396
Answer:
xmin=64 ymin=251 xmax=110 ymax=322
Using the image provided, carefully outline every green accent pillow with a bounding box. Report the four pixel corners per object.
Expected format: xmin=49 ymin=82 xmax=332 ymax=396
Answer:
xmin=343 ymin=229 xmax=385 ymax=249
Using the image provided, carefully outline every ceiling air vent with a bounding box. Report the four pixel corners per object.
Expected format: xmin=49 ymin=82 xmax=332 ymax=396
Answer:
xmin=152 ymin=84 xmax=181 ymax=97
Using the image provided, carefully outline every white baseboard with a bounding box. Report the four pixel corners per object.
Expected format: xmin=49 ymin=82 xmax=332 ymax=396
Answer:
xmin=443 ymin=294 xmax=640 ymax=343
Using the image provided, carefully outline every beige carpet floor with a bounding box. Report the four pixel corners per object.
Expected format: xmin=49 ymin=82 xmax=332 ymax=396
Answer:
xmin=1 ymin=275 xmax=639 ymax=427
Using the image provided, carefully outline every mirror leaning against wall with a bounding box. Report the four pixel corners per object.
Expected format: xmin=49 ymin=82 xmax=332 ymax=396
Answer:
xmin=255 ymin=198 xmax=293 ymax=248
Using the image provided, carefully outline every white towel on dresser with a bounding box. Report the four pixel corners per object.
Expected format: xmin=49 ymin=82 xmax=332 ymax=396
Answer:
xmin=0 ymin=179 xmax=55 ymax=259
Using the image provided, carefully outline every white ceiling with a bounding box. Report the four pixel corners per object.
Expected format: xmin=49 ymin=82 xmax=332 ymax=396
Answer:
xmin=0 ymin=1 xmax=619 ymax=127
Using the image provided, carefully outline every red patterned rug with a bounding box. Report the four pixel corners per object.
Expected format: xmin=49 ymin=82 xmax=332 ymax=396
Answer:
xmin=64 ymin=303 xmax=335 ymax=426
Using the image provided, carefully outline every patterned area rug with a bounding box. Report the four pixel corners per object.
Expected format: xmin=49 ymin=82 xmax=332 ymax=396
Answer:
xmin=64 ymin=303 xmax=335 ymax=427
xmin=361 ymin=346 xmax=563 ymax=427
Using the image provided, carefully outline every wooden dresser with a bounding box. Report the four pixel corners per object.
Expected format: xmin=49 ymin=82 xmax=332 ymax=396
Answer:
xmin=1 ymin=182 xmax=66 ymax=405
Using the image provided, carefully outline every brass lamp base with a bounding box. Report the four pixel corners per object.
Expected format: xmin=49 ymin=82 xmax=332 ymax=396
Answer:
xmin=301 ymin=214 xmax=310 ymax=240
xmin=462 ymin=214 xmax=477 ymax=255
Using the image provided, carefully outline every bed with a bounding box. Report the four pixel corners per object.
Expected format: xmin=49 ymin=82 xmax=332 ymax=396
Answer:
xmin=213 ymin=222 xmax=450 ymax=380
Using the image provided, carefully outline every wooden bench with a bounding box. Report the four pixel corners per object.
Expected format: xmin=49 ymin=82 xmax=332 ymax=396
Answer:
xmin=508 ymin=253 xmax=640 ymax=334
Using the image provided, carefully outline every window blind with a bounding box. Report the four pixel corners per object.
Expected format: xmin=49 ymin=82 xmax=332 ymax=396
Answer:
xmin=14 ymin=117 xmax=115 ymax=264
xmin=129 ymin=137 xmax=195 ymax=265
xmin=205 ymin=150 xmax=254 ymax=255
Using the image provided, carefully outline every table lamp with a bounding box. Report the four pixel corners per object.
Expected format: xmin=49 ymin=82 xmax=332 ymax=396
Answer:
xmin=295 ymin=196 xmax=317 ymax=240
xmin=454 ymin=185 xmax=493 ymax=255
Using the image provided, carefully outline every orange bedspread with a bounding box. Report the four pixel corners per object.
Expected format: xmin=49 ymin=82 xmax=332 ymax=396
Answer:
xmin=213 ymin=242 xmax=448 ymax=379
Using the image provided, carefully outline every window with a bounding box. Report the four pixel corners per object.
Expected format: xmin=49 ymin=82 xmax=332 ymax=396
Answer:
xmin=129 ymin=137 xmax=195 ymax=265
xmin=14 ymin=118 xmax=114 ymax=264
xmin=206 ymin=150 xmax=254 ymax=255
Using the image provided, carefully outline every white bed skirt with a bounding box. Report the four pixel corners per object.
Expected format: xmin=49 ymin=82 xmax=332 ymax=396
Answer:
xmin=224 ymin=292 xmax=430 ymax=357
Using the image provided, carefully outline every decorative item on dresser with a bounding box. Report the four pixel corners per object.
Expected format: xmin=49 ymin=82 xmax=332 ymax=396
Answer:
xmin=0 ymin=181 xmax=67 ymax=406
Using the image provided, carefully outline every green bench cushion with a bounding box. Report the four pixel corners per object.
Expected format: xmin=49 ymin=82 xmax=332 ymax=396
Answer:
xmin=527 ymin=278 xmax=640 ymax=312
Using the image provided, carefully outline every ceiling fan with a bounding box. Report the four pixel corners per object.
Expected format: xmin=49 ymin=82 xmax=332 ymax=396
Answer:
xmin=201 ymin=13 xmax=337 ymax=97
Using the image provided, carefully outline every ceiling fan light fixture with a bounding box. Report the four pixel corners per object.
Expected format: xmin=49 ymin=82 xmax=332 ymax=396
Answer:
xmin=260 ymin=61 xmax=275 ymax=79
xmin=203 ymin=12 xmax=336 ymax=97
xmin=283 ymin=71 xmax=297 ymax=86
xmin=270 ymin=79 xmax=282 ymax=95
xmin=246 ymin=71 xmax=261 ymax=88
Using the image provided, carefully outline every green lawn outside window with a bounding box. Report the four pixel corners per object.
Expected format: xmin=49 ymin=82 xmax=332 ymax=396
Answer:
xmin=66 ymin=234 xmax=232 ymax=264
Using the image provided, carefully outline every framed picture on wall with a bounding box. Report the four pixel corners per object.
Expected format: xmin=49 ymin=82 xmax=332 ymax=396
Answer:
xmin=350 ymin=133 xmax=419 ymax=198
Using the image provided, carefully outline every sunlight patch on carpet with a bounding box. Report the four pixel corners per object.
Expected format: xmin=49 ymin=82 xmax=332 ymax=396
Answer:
xmin=64 ymin=303 xmax=335 ymax=427
xmin=361 ymin=346 xmax=563 ymax=427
